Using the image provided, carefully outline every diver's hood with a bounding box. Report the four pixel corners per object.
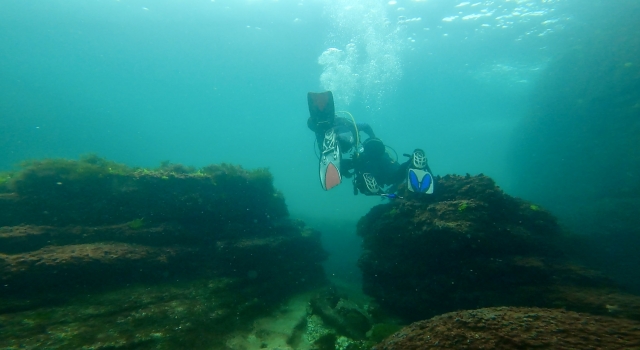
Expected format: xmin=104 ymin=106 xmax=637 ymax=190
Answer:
xmin=362 ymin=138 xmax=385 ymax=157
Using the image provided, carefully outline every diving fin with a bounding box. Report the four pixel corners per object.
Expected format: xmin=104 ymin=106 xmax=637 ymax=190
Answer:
xmin=408 ymin=168 xmax=434 ymax=194
xmin=319 ymin=129 xmax=342 ymax=190
xmin=307 ymin=91 xmax=335 ymax=132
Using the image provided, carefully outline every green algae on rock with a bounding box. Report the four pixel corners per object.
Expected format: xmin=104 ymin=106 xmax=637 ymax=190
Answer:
xmin=0 ymin=277 xmax=278 ymax=349
xmin=0 ymin=155 xmax=287 ymax=227
xmin=0 ymin=155 xmax=328 ymax=349
xmin=358 ymin=174 xmax=640 ymax=322
xmin=374 ymin=307 xmax=640 ymax=350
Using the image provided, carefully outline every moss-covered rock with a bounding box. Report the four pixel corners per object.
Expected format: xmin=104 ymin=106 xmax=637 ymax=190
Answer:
xmin=0 ymin=155 xmax=288 ymax=227
xmin=0 ymin=277 xmax=281 ymax=349
xmin=374 ymin=307 xmax=640 ymax=350
xmin=0 ymin=156 xmax=327 ymax=295
xmin=358 ymin=174 xmax=640 ymax=322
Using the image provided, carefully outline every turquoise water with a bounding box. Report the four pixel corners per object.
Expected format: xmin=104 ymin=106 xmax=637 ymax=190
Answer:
xmin=1 ymin=0 xmax=638 ymax=285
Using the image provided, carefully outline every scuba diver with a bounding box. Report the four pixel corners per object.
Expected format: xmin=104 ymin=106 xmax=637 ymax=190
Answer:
xmin=307 ymin=91 xmax=433 ymax=197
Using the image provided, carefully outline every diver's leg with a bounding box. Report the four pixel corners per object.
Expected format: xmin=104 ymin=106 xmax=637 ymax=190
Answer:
xmin=322 ymin=128 xmax=338 ymax=154
xmin=315 ymin=133 xmax=323 ymax=153
xmin=336 ymin=132 xmax=355 ymax=153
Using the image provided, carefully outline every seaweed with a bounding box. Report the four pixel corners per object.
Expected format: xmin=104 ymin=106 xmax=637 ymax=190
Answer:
xmin=7 ymin=154 xmax=132 ymax=194
xmin=157 ymin=160 xmax=196 ymax=175
xmin=0 ymin=155 xmax=289 ymax=227
xmin=127 ymin=218 xmax=146 ymax=230
xmin=0 ymin=171 xmax=14 ymax=192
xmin=201 ymin=163 xmax=247 ymax=177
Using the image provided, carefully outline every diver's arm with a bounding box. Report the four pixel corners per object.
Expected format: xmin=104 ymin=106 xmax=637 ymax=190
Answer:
xmin=315 ymin=132 xmax=325 ymax=153
xmin=356 ymin=122 xmax=376 ymax=139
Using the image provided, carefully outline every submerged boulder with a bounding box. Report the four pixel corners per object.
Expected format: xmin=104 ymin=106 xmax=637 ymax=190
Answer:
xmin=0 ymin=156 xmax=327 ymax=295
xmin=374 ymin=307 xmax=640 ymax=350
xmin=358 ymin=174 xmax=640 ymax=322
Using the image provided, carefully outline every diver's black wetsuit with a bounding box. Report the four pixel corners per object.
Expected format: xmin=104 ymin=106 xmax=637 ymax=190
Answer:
xmin=309 ymin=115 xmax=432 ymax=195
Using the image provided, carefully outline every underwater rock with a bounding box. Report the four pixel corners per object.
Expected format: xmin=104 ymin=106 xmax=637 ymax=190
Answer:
xmin=0 ymin=243 xmax=192 ymax=291
xmin=0 ymin=224 xmax=195 ymax=254
xmin=0 ymin=156 xmax=327 ymax=296
xmin=0 ymin=277 xmax=280 ymax=349
xmin=309 ymin=287 xmax=374 ymax=340
xmin=0 ymin=157 xmax=288 ymax=227
xmin=358 ymin=174 xmax=640 ymax=322
xmin=374 ymin=307 xmax=640 ymax=350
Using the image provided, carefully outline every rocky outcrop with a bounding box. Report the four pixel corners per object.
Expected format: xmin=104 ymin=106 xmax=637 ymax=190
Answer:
xmin=374 ymin=307 xmax=640 ymax=350
xmin=0 ymin=156 xmax=327 ymax=295
xmin=358 ymin=174 xmax=640 ymax=322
